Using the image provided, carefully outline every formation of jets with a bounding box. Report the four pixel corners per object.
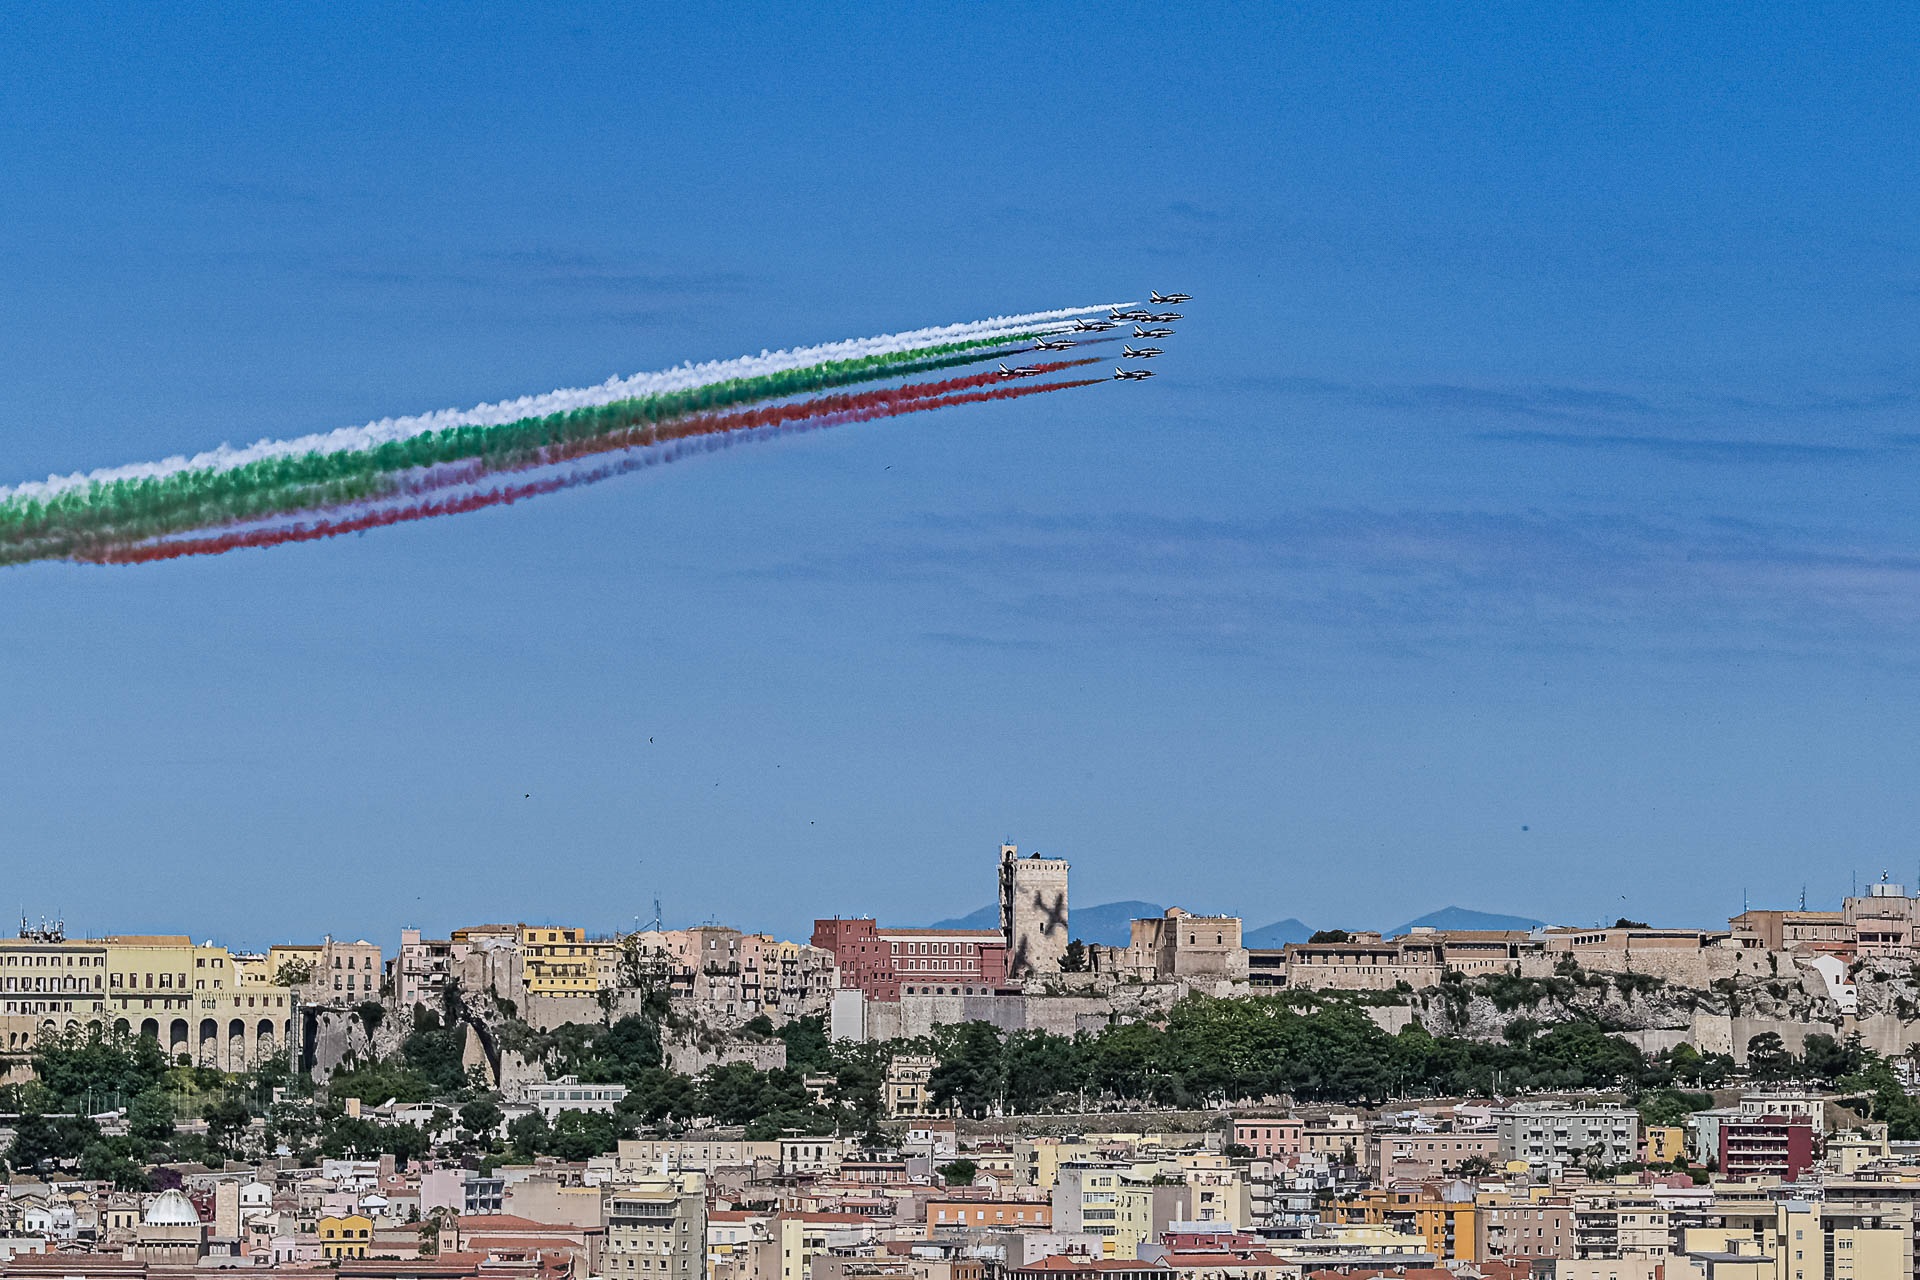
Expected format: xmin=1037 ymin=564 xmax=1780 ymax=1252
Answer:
xmin=1111 ymin=291 xmax=1190 ymax=381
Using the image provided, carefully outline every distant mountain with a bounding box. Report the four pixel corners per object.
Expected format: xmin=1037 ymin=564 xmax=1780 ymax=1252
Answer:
xmin=927 ymin=904 xmax=1000 ymax=931
xmin=1243 ymin=918 xmax=1314 ymax=948
xmin=926 ymin=900 xmax=1165 ymax=949
xmin=1068 ymin=901 xmax=1164 ymax=948
xmin=1387 ymin=906 xmax=1544 ymax=936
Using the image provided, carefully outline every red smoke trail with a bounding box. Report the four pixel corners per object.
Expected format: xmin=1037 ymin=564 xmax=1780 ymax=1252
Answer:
xmin=76 ymin=376 xmax=1104 ymax=565
xmin=383 ymin=358 xmax=1098 ymax=499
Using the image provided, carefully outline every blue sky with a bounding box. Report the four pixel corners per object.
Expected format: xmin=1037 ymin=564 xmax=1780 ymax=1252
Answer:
xmin=2 ymin=4 xmax=1918 ymax=948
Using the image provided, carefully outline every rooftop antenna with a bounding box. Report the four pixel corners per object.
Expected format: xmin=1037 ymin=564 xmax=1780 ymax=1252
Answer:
xmin=649 ymin=897 xmax=664 ymax=932
xmin=1800 ymin=885 xmax=1807 ymax=911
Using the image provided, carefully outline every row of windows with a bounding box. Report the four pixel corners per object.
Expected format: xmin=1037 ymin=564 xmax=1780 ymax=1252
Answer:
xmin=0 ymin=954 xmax=100 ymax=967
xmin=2 ymin=975 xmax=96 ymax=992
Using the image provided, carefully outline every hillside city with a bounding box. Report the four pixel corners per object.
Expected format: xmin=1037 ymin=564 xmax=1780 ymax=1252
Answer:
xmin=4 ymin=845 xmax=1919 ymax=1280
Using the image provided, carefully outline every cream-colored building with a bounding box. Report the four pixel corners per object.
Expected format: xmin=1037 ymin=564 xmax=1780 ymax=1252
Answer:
xmin=1679 ymin=1198 xmax=1908 ymax=1280
xmin=604 ymin=1171 xmax=707 ymax=1280
xmin=0 ymin=927 xmax=108 ymax=1053
xmin=0 ymin=930 xmax=291 ymax=1068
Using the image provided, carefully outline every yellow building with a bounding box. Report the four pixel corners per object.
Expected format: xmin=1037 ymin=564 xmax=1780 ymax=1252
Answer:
xmin=318 ymin=1213 xmax=373 ymax=1259
xmin=1645 ymin=1125 xmax=1687 ymax=1164
xmin=1332 ymin=1187 xmax=1480 ymax=1263
xmin=519 ymin=925 xmax=619 ymax=998
xmin=104 ymin=936 xmax=283 ymax=1068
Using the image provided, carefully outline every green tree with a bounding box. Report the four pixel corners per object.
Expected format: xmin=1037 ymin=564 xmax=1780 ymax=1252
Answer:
xmin=459 ymin=1096 xmax=505 ymax=1140
xmin=128 ymin=1088 xmax=177 ymax=1144
xmin=1746 ymin=1032 xmax=1791 ymax=1082
xmin=937 ymin=1158 xmax=978 ymax=1186
xmin=205 ymin=1095 xmax=254 ymax=1156
xmin=1060 ymin=940 xmax=1089 ymax=973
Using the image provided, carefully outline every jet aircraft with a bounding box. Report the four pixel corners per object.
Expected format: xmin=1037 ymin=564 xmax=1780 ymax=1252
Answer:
xmin=1071 ymin=318 xmax=1118 ymax=332
xmin=1133 ymin=325 xmax=1175 ymax=338
xmin=1145 ymin=311 xmax=1183 ymax=322
xmin=1122 ymin=345 xmax=1163 ymax=359
xmin=1114 ymin=367 xmax=1155 ymax=381
xmin=1150 ymin=291 xmax=1193 ymax=304
xmin=1032 ymin=337 xmax=1078 ymax=351
xmin=997 ymin=362 xmax=1044 ymax=378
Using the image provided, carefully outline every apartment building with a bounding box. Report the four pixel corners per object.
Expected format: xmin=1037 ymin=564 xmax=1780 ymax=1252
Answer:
xmin=519 ymin=925 xmax=618 ymax=998
xmin=603 ymin=1171 xmax=706 ymax=1280
xmin=1496 ymin=1102 xmax=1641 ymax=1174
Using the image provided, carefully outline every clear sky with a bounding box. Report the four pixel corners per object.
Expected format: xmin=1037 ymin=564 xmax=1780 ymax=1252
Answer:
xmin=3 ymin=4 xmax=1918 ymax=948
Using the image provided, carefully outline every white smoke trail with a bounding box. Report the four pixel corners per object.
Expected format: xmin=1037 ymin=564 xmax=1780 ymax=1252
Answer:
xmin=2 ymin=304 xmax=1125 ymax=503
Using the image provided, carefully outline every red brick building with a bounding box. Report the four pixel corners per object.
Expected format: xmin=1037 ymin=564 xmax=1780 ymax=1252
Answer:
xmin=811 ymin=918 xmax=1008 ymax=999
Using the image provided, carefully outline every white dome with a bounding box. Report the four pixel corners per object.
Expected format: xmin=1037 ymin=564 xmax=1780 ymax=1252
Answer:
xmin=143 ymin=1190 xmax=201 ymax=1226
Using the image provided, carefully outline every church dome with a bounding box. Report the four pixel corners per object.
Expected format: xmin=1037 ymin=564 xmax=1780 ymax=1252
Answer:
xmin=142 ymin=1189 xmax=201 ymax=1226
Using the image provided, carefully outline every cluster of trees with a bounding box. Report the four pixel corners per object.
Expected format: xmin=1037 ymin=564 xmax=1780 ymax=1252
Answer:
xmin=923 ymin=998 xmax=1683 ymax=1115
xmin=0 ymin=1024 xmax=265 ymax=1186
xmin=11 ymin=989 xmax=1919 ymax=1182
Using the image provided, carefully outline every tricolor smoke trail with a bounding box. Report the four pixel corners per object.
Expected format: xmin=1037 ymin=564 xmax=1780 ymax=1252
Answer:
xmin=2 ymin=306 xmax=1122 ymax=566
xmin=77 ymin=374 xmax=1103 ymax=565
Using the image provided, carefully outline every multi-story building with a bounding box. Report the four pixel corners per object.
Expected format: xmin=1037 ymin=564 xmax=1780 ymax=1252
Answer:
xmin=603 ymin=1172 xmax=707 ymax=1280
xmin=0 ymin=924 xmax=108 ymax=1051
xmin=1495 ymin=1102 xmax=1641 ymax=1175
xmin=1331 ymin=1187 xmax=1480 ymax=1263
xmin=1000 ymin=844 xmax=1070 ymax=979
xmin=885 ymin=1053 xmax=939 ymax=1118
xmin=1568 ymin=1185 xmax=1670 ymax=1264
xmin=1268 ymin=933 xmax=1446 ymax=992
xmin=1374 ymin=1132 xmax=1503 ymax=1178
xmin=1106 ymin=909 xmax=1248 ymax=983
xmin=519 ymin=925 xmax=619 ymax=999
xmin=263 ymin=937 xmax=383 ymax=1007
xmin=530 ymin=1075 xmax=628 ymax=1119
xmin=1719 ymin=1113 xmax=1817 ymax=1183
xmin=1478 ymin=1200 xmax=1572 ymax=1264
xmin=1231 ymin=1118 xmax=1302 ymax=1160
xmin=394 ymin=928 xmax=459 ymax=1011
xmin=1680 ymin=1196 xmax=1910 ymax=1279
xmin=1846 ymin=880 xmax=1918 ymax=959
xmin=812 ymin=918 xmax=1007 ymax=1000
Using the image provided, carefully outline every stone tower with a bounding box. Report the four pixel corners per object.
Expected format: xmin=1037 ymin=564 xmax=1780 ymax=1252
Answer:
xmin=998 ymin=843 xmax=1070 ymax=979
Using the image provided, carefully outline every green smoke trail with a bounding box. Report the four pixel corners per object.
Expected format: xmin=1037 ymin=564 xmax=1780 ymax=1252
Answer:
xmin=0 ymin=333 xmax=1044 ymax=563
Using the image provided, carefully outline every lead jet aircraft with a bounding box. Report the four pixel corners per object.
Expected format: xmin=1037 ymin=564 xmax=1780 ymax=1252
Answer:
xmin=997 ymin=362 xmax=1044 ymax=378
xmin=1122 ymin=345 xmax=1163 ymax=359
xmin=1114 ymin=367 xmax=1155 ymax=381
xmin=1149 ymin=291 xmax=1193 ymax=304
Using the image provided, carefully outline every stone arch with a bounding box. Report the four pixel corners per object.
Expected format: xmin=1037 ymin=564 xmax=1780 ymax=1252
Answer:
xmin=140 ymin=1017 xmax=161 ymax=1042
xmin=227 ymin=1019 xmax=247 ymax=1070
xmin=113 ymin=1018 xmax=132 ymax=1037
xmin=168 ymin=1018 xmax=189 ymax=1059
xmin=256 ymin=1019 xmax=278 ymax=1065
xmin=197 ymin=1018 xmax=219 ymax=1066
